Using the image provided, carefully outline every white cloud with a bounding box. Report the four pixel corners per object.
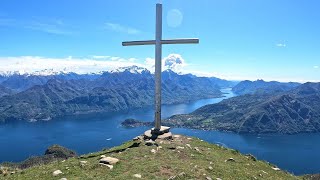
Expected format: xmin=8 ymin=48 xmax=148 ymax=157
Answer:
xmin=0 ymin=54 xmax=318 ymax=83
xmin=91 ymin=55 xmax=111 ymax=59
xmin=0 ymin=56 xmax=145 ymax=75
xmin=105 ymin=23 xmax=141 ymax=34
xmin=128 ymin=58 xmax=137 ymax=62
xmin=0 ymin=54 xmax=188 ymax=76
xmin=276 ymin=43 xmax=286 ymax=47
xmin=145 ymin=58 xmax=155 ymax=66
xmin=163 ymin=54 xmax=186 ymax=71
xmin=314 ymin=66 xmax=319 ymax=69
xmin=145 ymin=54 xmax=187 ymax=73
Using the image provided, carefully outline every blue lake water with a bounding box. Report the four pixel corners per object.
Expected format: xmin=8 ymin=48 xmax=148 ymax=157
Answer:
xmin=0 ymin=88 xmax=319 ymax=175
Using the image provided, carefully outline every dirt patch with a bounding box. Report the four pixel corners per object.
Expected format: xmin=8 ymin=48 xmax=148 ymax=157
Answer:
xmin=158 ymin=165 xmax=174 ymax=177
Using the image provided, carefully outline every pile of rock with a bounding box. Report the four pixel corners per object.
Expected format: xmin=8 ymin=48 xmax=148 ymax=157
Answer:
xmin=144 ymin=126 xmax=172 ymax=140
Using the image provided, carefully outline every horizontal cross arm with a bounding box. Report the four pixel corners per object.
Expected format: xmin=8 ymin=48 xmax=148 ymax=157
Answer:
xmin=122 ymin=38 xmax=199 ymax=46
xmin=161 ymin=38 xmax=199 ymax=45
xmin=122 ymin=40 xmax=155 ymax=46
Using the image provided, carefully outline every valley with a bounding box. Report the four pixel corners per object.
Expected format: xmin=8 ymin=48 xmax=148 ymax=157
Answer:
xmin=1 ymin=70 xmax=320 ymax=175
xmin=0 ymin=67 xmax=232 ymax=122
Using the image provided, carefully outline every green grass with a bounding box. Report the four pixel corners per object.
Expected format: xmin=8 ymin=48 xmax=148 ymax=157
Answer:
xmin=0 ymin=135 xmax=300 ymax=180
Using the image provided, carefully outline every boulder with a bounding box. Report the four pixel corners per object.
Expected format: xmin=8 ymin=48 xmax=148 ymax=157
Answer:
xmin=145 ymin=140 xmax=157 ymax=146
xmin=225 ymin=158 xmax=235 ymax=162
xmin=173 ymin=135 xmax=181 ymax=138
xmin=157 ymin=132 xmax=173 ymax=140
xmin=133 ymin=136 xmax=142 ymax=141
xmin=53 ymin=170 xmax=63 ymax=176
xmin=144 ymin=128 xmax=173 ymax=140
xmin=133 ymin=174 xmax=142 ymax=178
xmin=194 ymin=147 xmax=201 ymax=153
xmin=272 ymin=167 xmax=280 ymax=171
xmin=176 ymin=146 xmax=184 ymax=150
xmin=99 ymin=157 xmax=119 ymax=165
xmin=151 ymin=126 xmax=170 ymax=134
xmin=99 ymin=163 xmax=113 ymax=169
xmin=186 ymin=144 xmax=192 ymax=149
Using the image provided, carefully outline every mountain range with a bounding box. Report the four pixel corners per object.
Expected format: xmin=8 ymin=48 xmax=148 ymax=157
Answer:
xmin=0 ymin=66 xmax=233 ymax=122
xmin=4 ymin=66 xmax=318 ymax=135
xmin=0 ymin=72 xmax=101 ymax=92
xmin=164 ymin=82 xmax=320 ymax=134
xmin=0 ymin=85 xmax=13 ymax=98
xmin=232 ymin=79 xmax=300 ymax=95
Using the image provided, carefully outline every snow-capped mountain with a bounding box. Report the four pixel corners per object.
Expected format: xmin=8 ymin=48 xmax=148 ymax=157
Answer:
xmin=110 ymin=66 xmax=150 ymax=74
xmin=0 ymin=66 xmax=150 ymax=77
xmin=0 ymin=65 xmax=234 ymax=93
xmin=0 ymin=69 xmax=102 ymax=77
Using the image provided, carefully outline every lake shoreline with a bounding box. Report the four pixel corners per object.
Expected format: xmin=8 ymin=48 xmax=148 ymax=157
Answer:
xmin=1 ymin=88 xmax=320 ymax=175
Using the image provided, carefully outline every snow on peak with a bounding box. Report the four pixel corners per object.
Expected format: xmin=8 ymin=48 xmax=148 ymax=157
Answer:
xmin=0 ymin=69 xmax=69 ymax=76
xmin=110 ymin=66 xmax=150 ymax=74
xmin=0 ymin=66 xmax=151 ymax=77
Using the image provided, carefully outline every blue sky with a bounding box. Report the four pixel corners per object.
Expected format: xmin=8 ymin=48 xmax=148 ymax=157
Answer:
xmin=0 ymin=0 xmax=319 ymax=82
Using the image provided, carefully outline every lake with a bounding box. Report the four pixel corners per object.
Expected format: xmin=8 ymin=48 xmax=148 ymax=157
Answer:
xmin=0 ymin=88 xmax=319 ymax=175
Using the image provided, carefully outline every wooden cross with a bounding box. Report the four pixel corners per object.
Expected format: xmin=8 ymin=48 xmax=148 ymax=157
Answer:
xmin=122 ymin=3 xmax=199 ymax=132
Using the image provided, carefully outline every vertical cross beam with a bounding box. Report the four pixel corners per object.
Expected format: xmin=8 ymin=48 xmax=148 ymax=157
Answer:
xmin=154 ymin=3 xmax=162 ymax=130
xmin=122 ymin=3 xmax=199 ymax=137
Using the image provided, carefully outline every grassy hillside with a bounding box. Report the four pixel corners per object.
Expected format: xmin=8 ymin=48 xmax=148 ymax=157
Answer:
xmin=0 ymin=135 xmax=299 ymax=180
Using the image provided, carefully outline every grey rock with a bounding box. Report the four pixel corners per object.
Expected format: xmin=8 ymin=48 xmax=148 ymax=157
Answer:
xmin=145 ymin=140 xmax=157 ymax=146
xmin=225 ymin=158 xmax=235 ymax=162
xmin=99 ymin=157 xmax=119 ymax=165
xmin=133 ymin=174 xmax=142 ymax=178
xmin=53 ymin=170 xmax=63 ymax=176
xmin=272 ymin=167 xmax=280 ymax=171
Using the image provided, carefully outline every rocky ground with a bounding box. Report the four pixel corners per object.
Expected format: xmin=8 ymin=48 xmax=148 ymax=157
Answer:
xmin=0 ymin=134 xmax=305 ymax=179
